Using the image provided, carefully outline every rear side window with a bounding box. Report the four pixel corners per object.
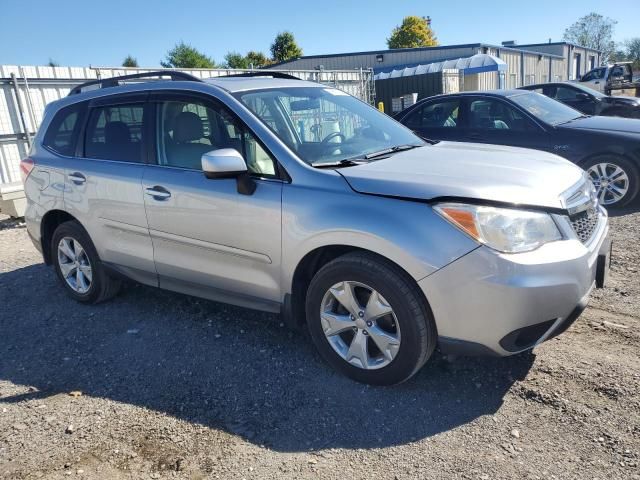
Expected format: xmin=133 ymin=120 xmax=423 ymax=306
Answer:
xmin=404 ymin=100 xmax=460 ymax=129
xmin=43 ymin=103 xmax=85 ymax=156
xmin=84 ymin=104 xmax=145 ymax=162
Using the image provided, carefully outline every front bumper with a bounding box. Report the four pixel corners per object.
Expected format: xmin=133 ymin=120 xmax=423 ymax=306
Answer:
xmin=419 ymin=209 xmax=611 ymax=356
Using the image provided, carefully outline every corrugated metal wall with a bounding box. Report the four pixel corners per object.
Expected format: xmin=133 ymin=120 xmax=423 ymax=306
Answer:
xmin=271 ymin=46 xmax=481 ymax=71
xmin=374 ymin=71 xmax=454 ymax=114
xmin=0 ymin=65 xmax=373 ymax=187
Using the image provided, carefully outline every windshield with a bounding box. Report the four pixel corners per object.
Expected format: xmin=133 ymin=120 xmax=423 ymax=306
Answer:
xmin=510 ymin=92 xmax=583 ymax=125
xmin=235 ymin=87 xmax=424 ymax=165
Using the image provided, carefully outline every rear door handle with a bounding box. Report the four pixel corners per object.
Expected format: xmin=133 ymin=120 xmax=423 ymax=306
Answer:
xmin=145 ymin=186 xmax=171 ymax=200
xmin=68 ymin=172 xmax=86 ymax=185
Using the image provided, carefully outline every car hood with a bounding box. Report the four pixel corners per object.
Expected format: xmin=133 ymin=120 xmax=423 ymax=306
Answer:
xmin=338 ymin=142 xmax=584 ymax=210
xmin=561 ymin=115 xmax=640 ymax=134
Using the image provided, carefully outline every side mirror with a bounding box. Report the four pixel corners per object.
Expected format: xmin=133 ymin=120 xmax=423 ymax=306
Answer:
xmin=201 ymin=148 xmax=256 ymax=195
xmin=201 ymin=148 xmax=247 ymax=179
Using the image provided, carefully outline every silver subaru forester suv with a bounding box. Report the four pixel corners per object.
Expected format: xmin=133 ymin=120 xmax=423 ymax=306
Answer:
xmin=22 ymin=71 xmax=611 ymax=385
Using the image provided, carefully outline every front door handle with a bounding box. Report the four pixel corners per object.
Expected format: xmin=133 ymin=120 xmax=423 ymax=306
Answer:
xmin=68 ymin=172 xmax=86 ymax=185
xmin=145 ymin=186 xmax=171 ymax=200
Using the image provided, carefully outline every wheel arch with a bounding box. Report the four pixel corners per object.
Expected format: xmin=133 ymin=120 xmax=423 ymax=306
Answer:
xmin=40 ymin=210 xmax=81 ymax=265
xmin=285 ymin=244 xmax=430 ymax=329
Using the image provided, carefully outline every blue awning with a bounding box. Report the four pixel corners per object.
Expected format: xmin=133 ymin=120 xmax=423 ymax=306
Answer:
xmin=374 ymin=54 xmax=507 ymax=80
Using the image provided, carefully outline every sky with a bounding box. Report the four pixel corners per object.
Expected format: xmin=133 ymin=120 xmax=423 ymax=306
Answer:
xmin=1 ymin=0 xmax=639 ymax=67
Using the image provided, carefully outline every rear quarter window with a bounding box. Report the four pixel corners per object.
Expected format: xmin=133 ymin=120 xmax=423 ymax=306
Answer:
xmin=43 ymin=102 xmax=86 ymax=156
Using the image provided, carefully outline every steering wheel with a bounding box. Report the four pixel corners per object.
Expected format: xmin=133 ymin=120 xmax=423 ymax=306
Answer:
xmin=321 ymin=132 xmax=347 ymax=144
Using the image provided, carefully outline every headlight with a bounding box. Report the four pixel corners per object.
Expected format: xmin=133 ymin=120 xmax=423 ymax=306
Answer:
xmin=434 ymin=203 xmax=562 ymax=253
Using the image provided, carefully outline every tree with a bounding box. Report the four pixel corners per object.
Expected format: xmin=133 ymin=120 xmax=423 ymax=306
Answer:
xmin=224 ymin=51 xmax=249 ymax=69
xmin=270 ymin=31 xmax=303 ymax=63
xmin=624 ymin=38 xmax=640 ymax=68
xmin=387 ymin=16 xmax=438 ymax=49
xmin=161 ymin=42 xmax=216 ymax=69
xmin=246 ymin=50 xmax=271 ymax=68
xmin=122 ymin=55 xmax=138 ymax=68
xmin=47 ymin=59 xmax=59 ymax=67
xmin=563 ymin=13 xmax=617 ymax=63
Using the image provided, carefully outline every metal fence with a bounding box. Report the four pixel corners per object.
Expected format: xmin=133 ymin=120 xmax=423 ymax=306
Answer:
xmin=0 ymin=65 xmax=374 ymax=186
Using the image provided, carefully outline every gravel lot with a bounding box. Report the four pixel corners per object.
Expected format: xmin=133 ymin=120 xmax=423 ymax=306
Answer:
xmin=1 ymin=207 xmax=639 ymax=480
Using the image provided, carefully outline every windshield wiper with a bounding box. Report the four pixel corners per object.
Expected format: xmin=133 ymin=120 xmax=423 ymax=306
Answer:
xmin=556 ymin=114 xmax=589 ymax=125
xmin=310 ymin=159 xmax=369 ymax=168
xmin=311 ymin=144 xmax=425 ymax=167
xmin=415 ymin=134 xmax=440 ymax=145
xmin=363 ymin=143 xmax=424 ymax=160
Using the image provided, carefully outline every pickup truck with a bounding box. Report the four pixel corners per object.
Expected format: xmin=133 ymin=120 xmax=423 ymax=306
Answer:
xmin=579 ymin=62 xmax=638 ymax=96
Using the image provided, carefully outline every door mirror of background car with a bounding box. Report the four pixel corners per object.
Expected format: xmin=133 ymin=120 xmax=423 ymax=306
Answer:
xmin=201 ymin=149 xmax=256 ymax=195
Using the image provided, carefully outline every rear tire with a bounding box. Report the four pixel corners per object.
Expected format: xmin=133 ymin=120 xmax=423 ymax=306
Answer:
xmin=583 ymin=155 xmax=639 ymax=208
xmin=51 ymin=221 xmax=120 ymax=304
xmin=306 ymin=252 xmax=437 ymax=385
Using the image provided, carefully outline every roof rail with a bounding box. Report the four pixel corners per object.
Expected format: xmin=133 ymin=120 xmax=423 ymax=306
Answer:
xmin=217 ymin=71 xmax=302 ymax=80
xmin=68 ymin=70 xmax=203 ymax=96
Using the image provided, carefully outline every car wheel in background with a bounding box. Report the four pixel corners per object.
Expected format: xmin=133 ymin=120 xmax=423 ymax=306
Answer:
xmin=583 ymin=155 xmax=639 ymax=207
xmin=51 ymin=221 xmax=120 ymax=303
xmin=305 ymin=251 xmax=437 ymax=385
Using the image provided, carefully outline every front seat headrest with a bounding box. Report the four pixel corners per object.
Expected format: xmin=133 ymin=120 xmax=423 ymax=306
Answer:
xmin=173 ymin=112 xmax=204 ymax=143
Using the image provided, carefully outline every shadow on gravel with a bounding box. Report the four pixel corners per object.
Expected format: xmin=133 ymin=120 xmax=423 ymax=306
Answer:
xmin=0 ymin=264 xmax=534 ymax=452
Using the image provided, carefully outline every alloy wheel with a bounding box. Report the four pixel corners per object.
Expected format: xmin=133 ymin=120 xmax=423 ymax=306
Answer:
xmin=57 ymin=237 xmax=93 ymax=294
xmin=587 ymin=162 xmax=630 ymax=205
xmin=320 ymin=281 xmax=401 ymax=370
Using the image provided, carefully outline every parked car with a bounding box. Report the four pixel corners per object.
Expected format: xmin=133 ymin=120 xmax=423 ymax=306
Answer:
xmin=519 ymin=82 xmax=640 ymax=119
xmin=394 ymin=90 xmax=640 ymax=207
xmin=23 ymin=72 xmax=610 ymax=385
xmin=578 ymin=62 xmax=634 ymax=93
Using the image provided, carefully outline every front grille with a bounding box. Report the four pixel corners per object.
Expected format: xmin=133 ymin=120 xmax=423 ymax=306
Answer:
xmin=569 ymin=207 xmax=599 ymax=243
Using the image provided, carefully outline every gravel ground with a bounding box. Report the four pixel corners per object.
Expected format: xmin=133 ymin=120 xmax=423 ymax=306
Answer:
xmin=0 ymin=208 xmax=639 ymax=480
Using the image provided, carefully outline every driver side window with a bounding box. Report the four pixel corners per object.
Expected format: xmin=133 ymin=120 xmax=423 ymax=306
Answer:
xmin=156 ymin=98 xmax=276 ymax=176
xmin=468 ymin=99 xmax=536 ymax=132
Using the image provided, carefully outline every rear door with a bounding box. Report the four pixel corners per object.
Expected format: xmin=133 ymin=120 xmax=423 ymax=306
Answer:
xmin=142 ymin=92 xmax=283 ymax=310
xmin=464 ymin=97 xmax=551 ymax=152
xmin=62 ymin=93 xmax=156 ymax=285
xmin=400 ymin=98 xmax=464 ymax=142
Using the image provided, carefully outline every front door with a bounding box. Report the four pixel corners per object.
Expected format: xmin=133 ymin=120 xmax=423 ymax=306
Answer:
xmin=550 ymin=85 xmax=597 ymax=115
xmin=464 ymin=97 xmax=550 ymax=152
xmin=142 ymin=93 xmax=283 ymax=310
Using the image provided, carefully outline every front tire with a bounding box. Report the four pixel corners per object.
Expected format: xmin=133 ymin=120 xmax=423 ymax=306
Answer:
xmin=583 ymin=155 xmax=639 ymax=208
xmin=51 ymin=221 xmax=120 ymax=303
xmin=306 ymin=252 xmax=437 ymax=385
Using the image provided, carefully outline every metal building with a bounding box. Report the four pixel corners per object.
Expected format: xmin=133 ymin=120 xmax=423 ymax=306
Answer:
xmin=269 ymin=41 xmax=601 ymax=113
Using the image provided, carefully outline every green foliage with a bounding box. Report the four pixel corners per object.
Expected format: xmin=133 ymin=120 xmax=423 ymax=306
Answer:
xmin=624 ymin=38 xmax=640 ymax=69
xmin=122 ymin=55 xmax=138 ymax=68
xmin=161 ymin=42 xmax=216 ymax=69
xmin=563 ymin=13 xmax=617 ymax=63
xmin=245 ymin=50 xmax=271 ymax=68
xmin=270 ymin=31 xmax=303 ymax=63
xmin=387 ymin=16 xmax=438 ymax=49
xmin=224 ymin=51 xmax=249 ymax=69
